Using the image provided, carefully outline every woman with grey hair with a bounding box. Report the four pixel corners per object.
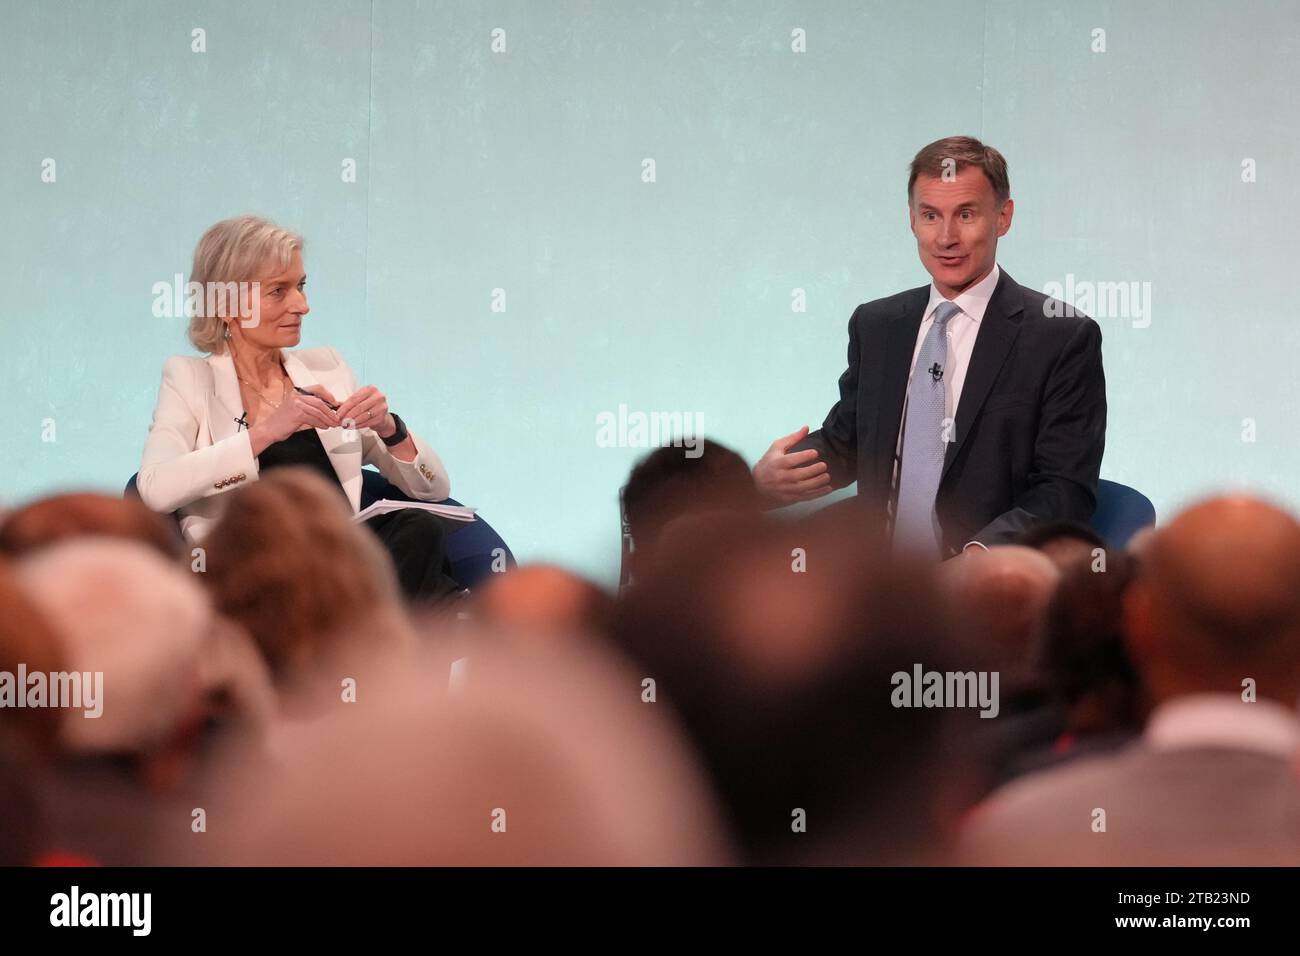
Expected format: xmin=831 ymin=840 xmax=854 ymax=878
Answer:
xmin=138 ymin=215 xmax=462 ymax=602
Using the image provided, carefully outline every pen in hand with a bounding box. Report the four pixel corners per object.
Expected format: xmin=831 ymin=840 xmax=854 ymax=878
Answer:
xmin=294 ymin=386 xmax=340 ymax=411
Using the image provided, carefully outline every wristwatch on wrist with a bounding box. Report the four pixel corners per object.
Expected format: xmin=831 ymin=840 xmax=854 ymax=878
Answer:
xmin=381 ymin=412 xmax=409 ymax=447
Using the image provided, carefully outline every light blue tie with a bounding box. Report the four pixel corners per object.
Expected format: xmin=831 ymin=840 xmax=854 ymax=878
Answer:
xmin=894 ymin=301 xmax=962 ymax=554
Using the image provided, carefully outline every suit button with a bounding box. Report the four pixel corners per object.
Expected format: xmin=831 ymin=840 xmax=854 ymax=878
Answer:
xmin=213 ymin=481 xmax=222 ymax=489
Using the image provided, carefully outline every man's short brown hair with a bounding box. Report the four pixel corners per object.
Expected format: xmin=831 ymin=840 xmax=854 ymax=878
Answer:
xmin=908 ymin=136 xmax=1010 ymax=204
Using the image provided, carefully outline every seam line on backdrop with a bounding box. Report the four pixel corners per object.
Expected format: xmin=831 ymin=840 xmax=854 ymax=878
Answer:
xmin=979 ymin=0 xmax=989 ymax=135
xmin=362 ymin=0 xmax=376 ymax=382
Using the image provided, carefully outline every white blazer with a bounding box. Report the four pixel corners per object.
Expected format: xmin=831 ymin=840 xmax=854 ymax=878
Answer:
xmin=138 ymin=346 xmax=451 ymax=543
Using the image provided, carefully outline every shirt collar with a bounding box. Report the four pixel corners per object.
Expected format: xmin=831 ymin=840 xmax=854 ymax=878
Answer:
xmin=924 ymin=262 xmax=1001 ymax=324
xmin=1144 ymin=693 xmax=1300 ymax=758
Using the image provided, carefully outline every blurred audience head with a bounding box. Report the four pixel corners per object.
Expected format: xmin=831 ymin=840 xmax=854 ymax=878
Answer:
xmin=940 ymin=545 xmax=1060 ymax=701
xmin=1016 ymin=519 xmax=1106 ymax=571
xmin=1125 ymin=494 xmax=1300 ymax=706
xmin=200 ymin=640 xmax=727 ymax=865
xmin=200 ymin=467 xmax=416 ymax=705
xmin=1038 ymin=551 xmax=1145 ymax=734
xmin=16 ymin=539 xmax=211 ymax=758
xmin=0 ymin=492 xmax=181 ymax=560
xmin=621 ymin=440 xmax=761 ymax=583
xmin=473 ymin=564 xmax=614 ymax=646
xmin=25 ymin=458 xmax=1300 ymax=869
xmin=614 ymin=510 xmax=980 ymax=864
xmin=1126 ymin=523 xmax=1157 ymax=559
xmin=0 ymin=557 xmax=66 ymax=755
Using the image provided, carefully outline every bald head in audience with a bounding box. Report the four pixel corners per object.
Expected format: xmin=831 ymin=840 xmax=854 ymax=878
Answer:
xmin=1127 ymin=495 xmax=1300 ymax=704
xmin=1016 ymin=520 xmax=1107 ymax=571
xmin=17 ymin=539 xmax=215 ymax=757
xmin=13 ymin=539 xmax=270 ymax=865
xmin=196 ymin=643 xmax=727 ymax=865
xmin=474 ymin=564 xmax=614 ymax=644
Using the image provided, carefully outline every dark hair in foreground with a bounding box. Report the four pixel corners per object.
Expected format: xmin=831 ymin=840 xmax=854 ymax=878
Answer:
xmin=1038 ymin=551 xmax=1143 ymax=712
xmin=613 ymin=508 xmax=986 ymax=864
xmin=0 ymin=492 xmax=181 ymax=560
xmin=621 ymin=439 xmax=761 ymax=580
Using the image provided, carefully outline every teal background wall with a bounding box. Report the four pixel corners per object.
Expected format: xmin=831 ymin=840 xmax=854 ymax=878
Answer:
xmin=4 ymin=0 xmax=1298 ymax=584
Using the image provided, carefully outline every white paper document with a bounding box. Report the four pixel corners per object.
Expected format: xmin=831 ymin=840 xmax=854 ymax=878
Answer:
xmin=354 ymin=499 xmax=478 ymax=523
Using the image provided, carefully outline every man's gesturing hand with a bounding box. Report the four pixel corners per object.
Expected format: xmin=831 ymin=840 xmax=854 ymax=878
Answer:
xmin=752 ymin=425 xmax=833 ymax=505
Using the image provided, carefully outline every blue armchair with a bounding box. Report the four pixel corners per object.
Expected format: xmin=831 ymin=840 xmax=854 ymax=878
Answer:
xmin=1088 ymin=479 xmax=1156 ymax=549
xmin=748 ymin=478 xmax=1155 ymax=555
xmin=124 ymin=469 xmax=515 ymax=588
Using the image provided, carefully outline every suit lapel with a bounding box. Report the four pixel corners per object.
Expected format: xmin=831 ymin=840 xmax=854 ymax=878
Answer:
xmin=280 ymin=349 xmax=363 ymax=513
xmin=874 ymin=287 xmax=929 ymax=491
xmin=940 ymin=270 xmax=1024 ymax=483
xmin=207 ymin=352 xmax=246 ymax=442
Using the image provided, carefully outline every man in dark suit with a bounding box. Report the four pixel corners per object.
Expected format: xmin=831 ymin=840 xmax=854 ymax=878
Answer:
xmin=753 ymin=136 xmax=1107 ymax=558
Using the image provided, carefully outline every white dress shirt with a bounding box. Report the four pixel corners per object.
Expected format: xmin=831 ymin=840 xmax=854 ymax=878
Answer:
xmin=908 ymin=262 xmax=1001 ymax=410
xmin=889 ymin=264 xmax=1002 ymax=552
